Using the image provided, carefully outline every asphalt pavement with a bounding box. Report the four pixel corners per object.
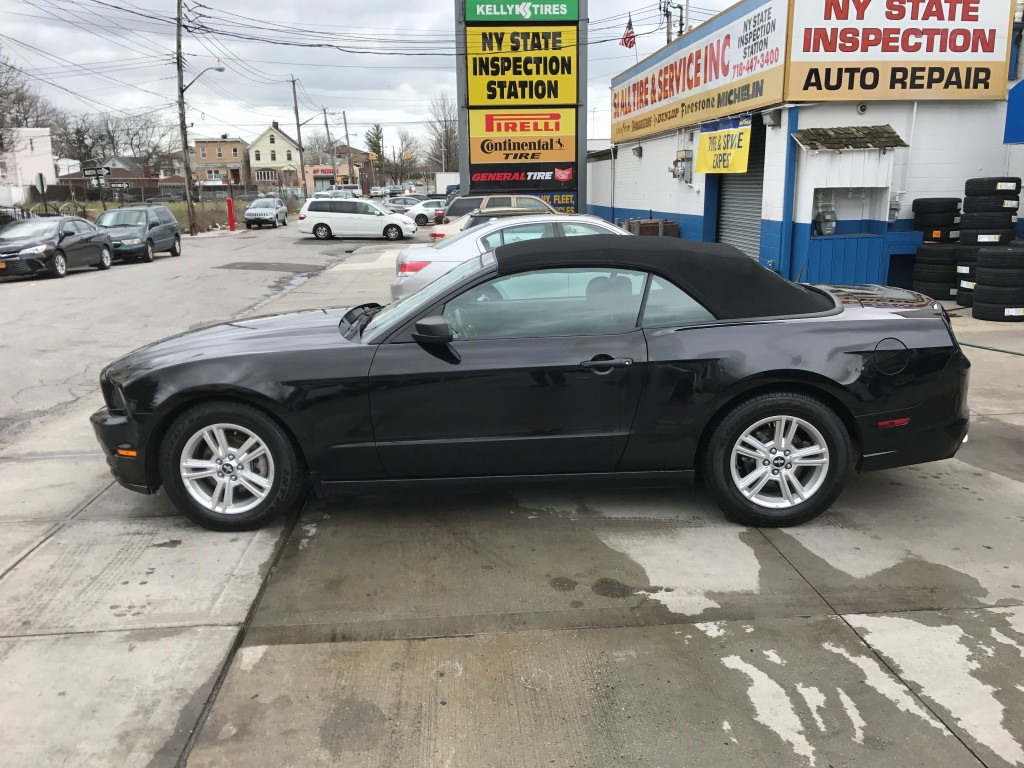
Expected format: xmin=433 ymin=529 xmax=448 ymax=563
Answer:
xmin=1 ymin=224 xmax=1023 ymax=768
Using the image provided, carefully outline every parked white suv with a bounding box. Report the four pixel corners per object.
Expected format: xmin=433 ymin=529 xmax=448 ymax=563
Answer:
xmin=297 ymin=198 xmax=417 ymax=241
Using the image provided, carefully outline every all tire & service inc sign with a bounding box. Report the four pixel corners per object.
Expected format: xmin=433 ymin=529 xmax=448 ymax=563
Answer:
xmin=459 ymin=1 xmax=584 ymax=212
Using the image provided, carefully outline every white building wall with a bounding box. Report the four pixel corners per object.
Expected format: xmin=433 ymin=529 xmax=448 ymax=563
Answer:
xmin=587 ymin=156 xmax=612 ymax=211
xmin=761 ymin=110 xmax=790 ymax=224
xmin=613 ymin=131 xmax=706 ymax=233
xmin=0 ymin=128 xmax=55 ymax=206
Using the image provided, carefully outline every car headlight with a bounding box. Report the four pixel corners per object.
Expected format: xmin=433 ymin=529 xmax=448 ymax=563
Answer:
xmin=121 ymin=239 xmax=143 ymax=246
xmin=18 ymin=244 xmax=48 ymax=255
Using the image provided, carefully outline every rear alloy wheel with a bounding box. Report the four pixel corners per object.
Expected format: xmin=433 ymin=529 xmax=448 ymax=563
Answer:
xmin=415 ymin=214 xmax=428 ymax=226
xmin=170 ymin=235 xmax=181 ymax=257
xmin=313 ymin=223 xmax=331 ymax=240
xmin=159 ymin=402 xmax=307 ymax=531
xmin=384 ymin=224 xmax=402 ymax=240
xmin=49 ymin=250 xmax=67 ymax=278
xmin=142 ymin=240 xmax=155 ymax=263
xmin=703 ymin=392 xmax=851 ymax=526
xmin=96 ymin=246 xmax=112 ymax=270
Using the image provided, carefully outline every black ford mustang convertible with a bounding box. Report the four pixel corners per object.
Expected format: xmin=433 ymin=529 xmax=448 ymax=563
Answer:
xmin=92 ymin=236 xmax=970 ymax=531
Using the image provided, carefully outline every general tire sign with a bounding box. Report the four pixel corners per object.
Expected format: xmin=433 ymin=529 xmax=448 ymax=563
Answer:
xmin=786 ymin=0 xmax=1015 ymax=100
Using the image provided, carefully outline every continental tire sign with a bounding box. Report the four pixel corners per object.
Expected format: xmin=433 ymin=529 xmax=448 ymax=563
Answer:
xmin=467 ymin=26 xmax=578 ymax=105
xmin=469 ymin=109 xmax=576 ymax=163
xmin=786 ymin=0 xmax=1015 ymax=100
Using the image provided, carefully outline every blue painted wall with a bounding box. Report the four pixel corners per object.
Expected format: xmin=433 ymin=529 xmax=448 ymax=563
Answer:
xmin=587 ymin=204 xmax=704 ymax=240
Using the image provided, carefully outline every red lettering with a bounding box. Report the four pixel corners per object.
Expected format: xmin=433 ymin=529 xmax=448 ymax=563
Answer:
xmin=962 ymin=0 xmax=979 ymax=21
xmin=885 ymin=0 xmax=905 ymax=20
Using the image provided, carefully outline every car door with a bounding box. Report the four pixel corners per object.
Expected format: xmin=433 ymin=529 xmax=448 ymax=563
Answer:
xmin=331 ymin=200 xmax=357 ymax=235
xmin=276 ymin=199 xmax=286 ymax=223
xmin=368 ymin=266 xmax=650 ymax=478
xmin=355 ymin=200 xmax=382 ymax=236
xmin=58 ymin=220 xmax=85 ymax=265
xmin=145 ymin=209 xmax=165 ymax=249
xmin=73 ymin=219 xmax=102 ymax=263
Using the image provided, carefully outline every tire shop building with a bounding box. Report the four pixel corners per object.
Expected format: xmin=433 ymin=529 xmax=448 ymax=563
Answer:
xmin=587 ymin=0 xmax=1024 ymax=286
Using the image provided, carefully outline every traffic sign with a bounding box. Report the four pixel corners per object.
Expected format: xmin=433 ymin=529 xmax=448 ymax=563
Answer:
xmin=83 ymin=167 xmax=111 ymax=177
xmin=109 ymin=182 xmax=130 ymax=190
xmin=35 ymin=173 xmax=47 ymax=194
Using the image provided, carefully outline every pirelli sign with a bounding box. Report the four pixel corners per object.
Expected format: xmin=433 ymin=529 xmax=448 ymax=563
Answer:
xmin=461 ymin=1 xmax=582 ymax=209
xmin=469 ymin=109 xmax=576 ymax=163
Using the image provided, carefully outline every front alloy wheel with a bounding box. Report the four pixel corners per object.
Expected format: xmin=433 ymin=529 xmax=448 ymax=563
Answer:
xmin=97 ymin=246 xmax=112 ymax=270
xmin=142 ymin=240 xmax=155 ymax=263
xmin=159 ymin=402 xmax=307 ymax=530
xmin=384 ymin=224 xmax=402 ymax=240
xmin=49 ymin=251 xmax=67 ymax=278
xmin=703 ymin=392 xmax=851 ymax=526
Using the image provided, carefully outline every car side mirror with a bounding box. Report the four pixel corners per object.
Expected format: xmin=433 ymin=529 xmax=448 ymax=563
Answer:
xmin=375 ymin=211 xmax=384 ymax=216
xmin=411 ymin=316 xmax=453 ymax=345
xmin=60 ymin=227 xmax=74 ymax=239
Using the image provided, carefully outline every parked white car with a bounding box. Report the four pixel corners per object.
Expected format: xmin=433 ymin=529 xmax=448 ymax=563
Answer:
xmin=297 ymin=198 xmax=416 ymax=241
xmin=405 ymin=199 xmax=446 ymax=226
xmin=391 ymin=214 xmax=628 ymax=301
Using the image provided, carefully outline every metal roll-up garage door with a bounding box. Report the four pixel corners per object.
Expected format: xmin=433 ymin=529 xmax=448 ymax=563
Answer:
xmin=717 ymin=116 xmax=766 ymax=259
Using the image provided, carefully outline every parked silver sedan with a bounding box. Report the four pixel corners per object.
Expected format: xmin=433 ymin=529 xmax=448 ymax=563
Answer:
xmin=390 ymin=214 xmax=629 ymax=302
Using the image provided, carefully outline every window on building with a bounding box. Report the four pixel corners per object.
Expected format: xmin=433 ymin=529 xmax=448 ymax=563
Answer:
xmin=270 ymin=150 xmax=277 ymax=161
xmin=269 ymin=135 xmax=276 ymax=144
xmin=254 ymin=150 xmax=261 ymax=161
xmin=216 ymin=147 xmax=222 ymax=157
xmin=200 ymin=147 xmax=207 ymax=158
xmin=0 ymin=161 xmax=7 ymax=179
xmin=232 ymin=147 xmax=238 ymax=157
xmin=206 ymin=170 xmax=216 ymax=180
xmin=256 ymin=169 xmax=277 ymax=182
xmin=286 ymin=151 xmax=292 ymax=161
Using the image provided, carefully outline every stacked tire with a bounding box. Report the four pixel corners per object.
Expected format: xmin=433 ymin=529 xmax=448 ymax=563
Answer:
xmin=913 ymin=243 xmax=960 ymax=301
xmin=960 ymin=177 xmax=1020 ymax=248
xmin=912 ymin=197 xmax=961 ymax=243
xmin=972 ymin=245 xmax=1024 ymax=322
xmin=954 ymin=246 xmax=980 ymax=306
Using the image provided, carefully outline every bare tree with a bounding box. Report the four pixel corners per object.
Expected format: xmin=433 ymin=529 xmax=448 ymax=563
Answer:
xmin=303 ymin=130 xmax=334 ymax=165
xmin=424 ymin=91 xmax=459 ymax=172
xmin=387 ymin=128 xmax=421 ymax=184
xmin=1 ymin=46 xmax=60 ymax=154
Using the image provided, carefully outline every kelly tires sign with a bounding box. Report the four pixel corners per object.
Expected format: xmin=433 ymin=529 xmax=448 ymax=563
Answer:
xmin=696 ymin=116 xmax=752 ymax=173
xmin=469 ymin=109 xmax=576 ymax=163
xmin=611 ymin=0 xmax=788 ymax=143
xmin=466 ymin=1 xmax=578 ymax=21
xmin=786 ymin=0 xmax=1016 ymax=100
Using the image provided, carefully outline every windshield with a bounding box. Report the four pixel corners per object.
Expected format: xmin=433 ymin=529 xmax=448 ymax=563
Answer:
xmin=250 ymin=199 xmax=275 ymax=208
xmin=0 ymin=219 xmax=59 ymax=240
xmin=96 ymin=210 xmax=146 ymax=227
xmin=364 ymin=256 xmax=485 ymax=338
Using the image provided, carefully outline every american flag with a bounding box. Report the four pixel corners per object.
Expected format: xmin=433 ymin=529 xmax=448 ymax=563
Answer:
xmin=620 ymin=14 xmax=636 ymax=49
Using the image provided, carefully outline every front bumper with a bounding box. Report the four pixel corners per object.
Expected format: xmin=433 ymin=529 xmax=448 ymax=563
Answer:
xmin=0 ymin=256 xmax=33 ymax=275
xmin=90 ymin=407 xmax=154 ymax=494
xmin=111 ymin=242 xmax=146 ymax=258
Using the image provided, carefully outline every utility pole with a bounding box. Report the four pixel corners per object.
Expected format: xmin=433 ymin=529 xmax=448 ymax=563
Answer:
xmin=175 ymin=0 xmax=197 ymax=236
xmin=290 ymin=77 xmax=307 ymax=197
xmin=342 ymin=111 xmax=355 ymax=190
xmin=674 ymin=1 xmax=689 ymax=37
xmin=664 ymin=1 xmax=672 ymax=45
xmin=323 ymin=107 xmax=338 ymax=188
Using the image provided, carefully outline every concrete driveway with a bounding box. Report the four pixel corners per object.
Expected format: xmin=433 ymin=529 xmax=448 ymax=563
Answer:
xmin=1 ymin=228 xmax=1022 ymax=768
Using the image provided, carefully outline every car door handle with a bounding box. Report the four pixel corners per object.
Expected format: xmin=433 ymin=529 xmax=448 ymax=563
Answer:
xmin=580 ymin=357 xmax=633 ymax=372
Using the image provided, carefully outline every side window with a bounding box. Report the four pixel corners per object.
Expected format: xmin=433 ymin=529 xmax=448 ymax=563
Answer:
xmin=309 ymin=201 xmax=330 ymax=213
xmin=449 ymin=197 xmax=482 ymax=217
xmin=562 ymin=222 xmax=614 ymax=237
xmin=486 ymin=196 xmax=512 ymax=208
xmin=72 ymin=220 xmax=93 ymax=233
xmin=516 ymin=197 xmax=550 ymax=211
xmin=156 ymin=207 xmax=175 ymax=224
xmin=356 ymin=202 xmax=375 ymax=215
xmin=501 ymin=222 xmax=555 ymax=244
xmin=62 ymin=220 xmax=78 ymax=236
xmin=642 ymin=276 xmax=715 ymax=326
xmin=147 ymin=211 xmax=160 ymax=227
xmin=480 ymin=232 xmax=503 ymax=250
xmin=336 ymin=201 xmax=358 ymax=214
xmin=442 ymin=268 xmax=645 ymax=340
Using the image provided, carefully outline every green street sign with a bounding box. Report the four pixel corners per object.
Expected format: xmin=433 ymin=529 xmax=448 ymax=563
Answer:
xmin=466 ymin=1 xmax=578 ymax=22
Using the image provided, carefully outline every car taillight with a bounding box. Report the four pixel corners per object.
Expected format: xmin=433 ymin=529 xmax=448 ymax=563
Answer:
xmin=399 ymin=261 xmax=430 ymax=274
xmin=430 ymin=232 xmax=445 ymax=240
xmin=298 ymin=213 xmax=306 ymax=220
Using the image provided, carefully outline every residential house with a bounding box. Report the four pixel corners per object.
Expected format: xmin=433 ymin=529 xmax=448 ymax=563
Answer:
xmin=157 ymin=149 xmax=190 ymax=179
xmin=248 ymin=121 xmax=301 ymax=190
xmin=193 ymin=135 xmax=249 ymax=186
xmin=0 ymin=127 xmax=56 ymax=206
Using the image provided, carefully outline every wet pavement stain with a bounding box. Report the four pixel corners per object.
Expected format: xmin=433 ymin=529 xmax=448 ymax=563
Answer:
xmin=549 ymin=576 xmax=578 ymax=592
xmin=318 ymin=697 xmax=388 ymax=757
xmin=150 ymin=539 xmax=181 ymax=549
xmin=592 ymin=578 xmax=635 ymax=599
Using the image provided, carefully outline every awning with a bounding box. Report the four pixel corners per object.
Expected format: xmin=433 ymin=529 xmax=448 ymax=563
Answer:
xmin=792 ymin=125 xmax=908 ymax=152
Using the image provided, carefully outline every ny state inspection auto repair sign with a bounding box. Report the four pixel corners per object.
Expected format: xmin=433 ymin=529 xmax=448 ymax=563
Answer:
xmin=611 ymin=0 xmax=788 ymax=143
xmin=787 ymin=0 xmax=1016 ymax=99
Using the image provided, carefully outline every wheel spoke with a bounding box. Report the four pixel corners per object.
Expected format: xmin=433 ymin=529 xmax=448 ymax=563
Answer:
xmin=784 ymin=418 xmax=799 ymax=449
xmin=735 ymin=444 xmax=764 ymax=460
xmin=748 ymin=471 xmax=772 ymax=498
xmin=210 ymin=477 xmax=227 ymax=511
xmin=773 ymin=417 xmax=790 ymax=450
xmin=238 ymin=469 xmax=270 ymax=491
xmin=786 ymin=471 xmax=807 ymax=502
xmin=181 ymin=458 xmax=219 ymax=481
xmin=739 ymin=434 xmax=769 ymax=457
xmin=234 ymin=436 xmax=257 ymax=461
xmin=221 ymin=481 xmax=234 ymax=511
xmin=213 ymin=427 xmax=231 ymax=457
xmin=237 ymin=445 xmax=266 ymax=465
xmin=237 ymin=474 xmax=267 ymax=499
xmin=791 ymin=444 xmax=828 ymax=467
xmin=201 ymin=429 xmax=221 ymax=457
xmin=738 ymin=466 xmax=769 ymax=492
xmin=778 ymin=472 xmax=797 ymax=505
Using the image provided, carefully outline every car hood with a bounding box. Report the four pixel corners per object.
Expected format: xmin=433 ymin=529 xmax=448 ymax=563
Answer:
xmin=0 ymin=237 xmax=53 ymax=255
xmin=105 ymin=307 xmax=361 ymax=383
xmin=102 ymin=225 xmax=145 ymax=240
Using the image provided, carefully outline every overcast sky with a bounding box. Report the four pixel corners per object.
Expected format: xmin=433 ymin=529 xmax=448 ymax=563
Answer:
xmin=1 ymin=0 xmax=732 ymax=154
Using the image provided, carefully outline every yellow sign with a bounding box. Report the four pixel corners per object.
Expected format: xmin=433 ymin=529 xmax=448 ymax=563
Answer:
xmin=696 ymin=117 xmax=752 ymax=174
xmin=610 ymin=0 xmax=787 ymax=142
xmin=786 ymin=0 xmax=1015 ymax=100
xmin=467 ymin=25 xmax=578 ymax=106
xmin=469 ymin=109 xmax=576 ymax=163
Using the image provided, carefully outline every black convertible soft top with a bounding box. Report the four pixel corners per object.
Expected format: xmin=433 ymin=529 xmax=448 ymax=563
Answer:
xmin=493 ymin=234 xmax=835 ymax=319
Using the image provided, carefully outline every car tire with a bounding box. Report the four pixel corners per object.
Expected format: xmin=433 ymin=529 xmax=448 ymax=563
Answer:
xmin=141 ymin=240 xmax=155 ymax=263
xmin=974 ymin=285 xmax=1024 ymax=305
xmin=384 ymin=224 xmax=402 ymax=240
xmin=959 ymin=229 xmax=1017 ymax=246
xmin=170 ymin=236 xmax=181 ymax=257
xmin=964 ymin=177 xmax=1022 ymax=196
xmin=246 ymin=223 xmax=252 ymax=230
xmin=962 ymin=196 xmax=1020 ymax=214
xmin=96 ymin=246 xmax=112 ymax=270
xmin=281 ymin=215 xmax=287 ymax=227
xmin=921 ymin=226 xmax=959 ymax=243
xmin=977 ymin=246 xmax=1024 ymax=269
xmin=955 ymin=288 xmax=974 ymax=307
xmin=913 ymin=212 xmax=960 ymax=227
xmin=912 ymin=280 xmax=958 ymax=299
xmin=913 ymin=264 xmax=957 ymax=281
xmin=703 ymin=392 xmax=852 ymax=527
xmin=313 ymin=223 xmax=332 ymax=240
xmin=972 ymin=301 xmax=1024 ymax=322
xmin=959 ymin=211 xmax=1018 ymax=229
xmin=955 ymin=245 xmax=981 ymax=263
xmin=158 ymin=401 xmax=307 ymax=532
xmin=415 ymin=214 xmax=428 ymax=226
xmin=48 ymin=250 xmax=67 ymax=278
xmin=975 ymin=267 xmax=1024 ymax=286
xmin=272 ymin=217 xmax=279 ymax=229
xmin=911 ymin=198 xmax=961 ymax=214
